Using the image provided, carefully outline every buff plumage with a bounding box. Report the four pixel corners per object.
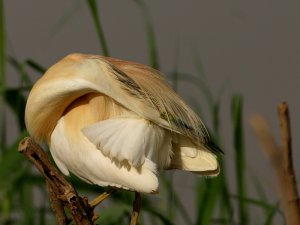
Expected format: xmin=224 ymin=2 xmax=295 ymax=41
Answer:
xmin=25 ymin=53 xmax=220 ymax=193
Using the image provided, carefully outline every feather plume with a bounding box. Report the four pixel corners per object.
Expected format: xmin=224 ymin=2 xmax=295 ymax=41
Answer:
xmin=94 ymin=56 xmax=221 ymax=153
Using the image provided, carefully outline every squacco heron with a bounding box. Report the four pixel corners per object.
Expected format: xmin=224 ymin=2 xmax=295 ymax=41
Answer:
xmin=25 ymin=53 xmax=221 ymax=220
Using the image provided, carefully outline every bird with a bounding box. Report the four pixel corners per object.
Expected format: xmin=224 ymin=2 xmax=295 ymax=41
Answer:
xmin=25 ymin=53 xmax=221 ymax=196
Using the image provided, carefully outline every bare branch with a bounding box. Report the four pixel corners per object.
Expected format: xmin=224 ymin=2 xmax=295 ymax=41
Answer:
xmin=47 ymin=181 xmax=69 ymax=225
xmin=278 ymin=102 xmax=300 ymax=225
xmin=18 ymin=137 xmax=94 ymax=225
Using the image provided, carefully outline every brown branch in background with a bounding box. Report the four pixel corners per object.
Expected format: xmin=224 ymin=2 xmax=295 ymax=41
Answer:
xmin=251 ymin=102 xmax=300 ymax=225
xmin=279 ymin=102 xmax=293 ymax=171
xmin=18 ymin=137 xmax=95 ymax=225
xmin=278 ymin=102 xmax=300 ymax=225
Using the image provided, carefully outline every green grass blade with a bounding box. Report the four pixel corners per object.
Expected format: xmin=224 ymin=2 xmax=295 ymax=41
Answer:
xmin=145 ymin=18 xmax=159 ymax=69
xmin=26 ymin=59 xmax=46 ymax=74
xmin=50 ymin=1 xmax=83 ymax=38
xmin=189 ymin=97 xmax=205 ymax=119
xmin=0 ymin=149 xmax=23 ymax=185
xmin=0 ymin=0 xmax=4 ymax=90
xmin=230 ymin=195 xmax=277 ymax=210
xmin=95 ymin=204 xmax=129 ymax=224
xmin=20 ymin=183 xmax=35 ymax=225
xmin=4 ymin=88 xmax=27 ymax=130
xmin=143 ymin=206 xmax=176 ymax=225
xmin=8 ymin=56 xmax=32 ymax=85
xmin=1 ymin=190 xmax=12 ymax=224
xmin=192 ymin=49 xmax=206 ymax=79
xmin=230 ymin=194 xmax=285 ymax=223
xmin=195 ymin=169 xmax=232 ymax=225
xmin=191 ymin=50 xmax=215 ymax=109
xmin=171 ymin=71 xmax=179 ymax=93
xmin=167 ymin=45 xmax=182 ymax=196
xmin=0 ymin=132 xmax=29 ymax=224
xmin=94 ymin=192 xmax=176 ymax=225
xmin=212 ymin=101 xmax=221 ymax=140
xmin=38 ymin=203 xmax=46 ymax=225
xmin=231 ymin=94 xmax=248 ymax=225
xmin=212 ymin=84 xmax=234 ymax=224
xmin=196 ymin=178 xmax=222 ymax=225
xmin=160 ymin=174 xmax=193 ymax=225
xmin=219 ymin=165 xmax=234 ymax=224
xmin=169 ymin=41 xmax=179 ymax=91
xmin=0 ymin=132 xmax=28 ymax=186
xmin=167 ymin=73 xmax=215 ymax=110
xmin=264 ymin=203 xmax=282 ymax=225
xmin=86 ymin=0 xmax=109 ymax=56
xmin=252 ymin=175 xmax=272 ymax=219
xmin=0 ymin=0 xmax=6 ymax=155
xmin=197 ymin=82 xmax=232 ymax=224
xmin=132 ymin=0 xmax=159 ymax=69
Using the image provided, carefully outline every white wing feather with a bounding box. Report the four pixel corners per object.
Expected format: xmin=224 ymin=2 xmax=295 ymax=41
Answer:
xmin=50 ymin=118 xmax=160 ymax=192
xmin=82 ymin=117 xmax=167 ymax=167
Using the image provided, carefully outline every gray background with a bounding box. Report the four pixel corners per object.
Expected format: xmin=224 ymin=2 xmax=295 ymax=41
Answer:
xmin=4 ymin=0 xmax=300 ymax=223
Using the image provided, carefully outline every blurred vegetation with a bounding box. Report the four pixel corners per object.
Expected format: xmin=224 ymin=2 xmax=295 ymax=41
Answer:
xmin=0 ymin=0 xmax=287 ymax=224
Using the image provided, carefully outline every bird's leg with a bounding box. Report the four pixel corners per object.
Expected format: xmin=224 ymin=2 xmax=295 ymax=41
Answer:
xmin=89 ymin=188 xmax=116 ymax=209
xmin=130 ymin=192 xmax=141 ymax=225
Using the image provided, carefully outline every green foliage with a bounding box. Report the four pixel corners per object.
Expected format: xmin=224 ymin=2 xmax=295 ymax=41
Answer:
xmin=0 ymin=0 xmax=6 ymax=151
xmin=231 ymin=95 xmax=248 ymax=225
xmin=87 ymin=0 xmax=110 ymax=56
xmin=0 ymin=1 xmax=284 ymax=225
xmin=132 ymin=0 xmax=159 ymax=69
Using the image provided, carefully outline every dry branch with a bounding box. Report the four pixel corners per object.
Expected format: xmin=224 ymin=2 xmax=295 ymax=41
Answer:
xmin=18 ymin=137 xmax=94 ymax=225
xmin=46 ymin=181 xmax=69 ymax=225
xmin=278 ymin=102 xmax=300 ymax=225
xmin=251 ymin=102 xmax=300 ymax=225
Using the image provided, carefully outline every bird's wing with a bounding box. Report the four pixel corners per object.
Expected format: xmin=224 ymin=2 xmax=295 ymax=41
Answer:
xmin=82 ymin=116 xmax=167 ymax=167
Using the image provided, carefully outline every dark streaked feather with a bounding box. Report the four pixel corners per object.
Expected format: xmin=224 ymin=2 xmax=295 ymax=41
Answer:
xmin=102 ymin=57 xmax=222 ymax=153
xmin=111 ymin=65 xmax=145 ymax=98
xmin=205 ymin=140 xmax=224 ymax=154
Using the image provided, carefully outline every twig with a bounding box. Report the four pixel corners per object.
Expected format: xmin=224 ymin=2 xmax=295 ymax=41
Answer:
xmin=251 ymin=102 xmax=300 ymax=225
xmin=18 ymin=137 xmax=94 ymax=225
xmin=278 ymin=102 xmax=300 ymax=225
xmin=130 ymin=192 xmax=141 ymax=225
